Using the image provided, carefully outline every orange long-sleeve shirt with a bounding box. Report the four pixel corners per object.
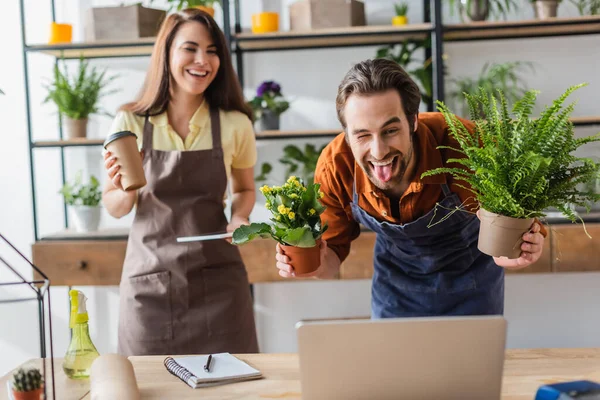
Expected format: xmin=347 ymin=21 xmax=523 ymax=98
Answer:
xmin=315 ymin=112 xmax=545 ymax=263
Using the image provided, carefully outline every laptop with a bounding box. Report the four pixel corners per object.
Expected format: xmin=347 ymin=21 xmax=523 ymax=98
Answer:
xmin=296 ymin=315 xmax=507 ymax=400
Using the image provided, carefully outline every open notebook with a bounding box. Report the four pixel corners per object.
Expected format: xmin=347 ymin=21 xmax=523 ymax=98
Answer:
xmin=164 ymin=353 xmax=263 ymax=388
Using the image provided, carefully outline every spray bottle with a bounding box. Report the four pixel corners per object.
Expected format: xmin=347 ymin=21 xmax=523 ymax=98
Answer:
xmin=63 ymin=289 xmax=100 ymax=379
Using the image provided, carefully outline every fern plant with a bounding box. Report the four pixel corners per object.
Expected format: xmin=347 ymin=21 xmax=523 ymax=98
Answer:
xmin=421 ymin=83 xmax=600 ymax=223
xmin=44 ymin=57 xmax=118 ymax=120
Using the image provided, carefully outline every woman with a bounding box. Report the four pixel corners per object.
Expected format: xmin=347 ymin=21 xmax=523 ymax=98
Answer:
xmin=102 ymin=9 xmax=259 ymax=356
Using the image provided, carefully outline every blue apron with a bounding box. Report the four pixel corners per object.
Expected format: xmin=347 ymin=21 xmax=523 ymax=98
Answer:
xmin=350 ymin=180 xmax=504 ymax=318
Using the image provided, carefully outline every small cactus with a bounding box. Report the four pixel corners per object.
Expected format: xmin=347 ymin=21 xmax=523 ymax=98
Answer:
xmin=11 ymin=367 xmax=43 ymax=392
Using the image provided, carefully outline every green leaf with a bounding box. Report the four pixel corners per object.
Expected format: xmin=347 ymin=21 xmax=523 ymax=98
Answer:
xmin=282 ymin=227 xmax=316 ymax=247
xmin=232 ymin=223 xmax=272 ymax=245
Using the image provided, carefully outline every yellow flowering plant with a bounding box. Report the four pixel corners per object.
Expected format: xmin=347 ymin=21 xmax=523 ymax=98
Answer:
xmin=232 ymin=176 xmax=328 ymax=248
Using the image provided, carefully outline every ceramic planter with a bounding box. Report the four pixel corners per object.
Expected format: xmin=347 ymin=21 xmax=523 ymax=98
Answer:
xmin=64 ymin=117 xmax=88 ymax=139
xmin=12 ymin=387 xmax=43 ymax=400
xmin=478 ymin=208 xmax=534 ymax=259
xmin=280 ymin=239 xmax=321 ymax=275
xmin=71 ymin=205 xmax=101 ymax=233
xmin=259 ymin=110 xmax=280 ymax=131
xmin=459 ymin=0 xmax=490 ymax=22
xmin=252 ymin=12 xmax=279 ymax=33
xmin=533 ymin=0 xmax=559 ymax=19
xmin=392 ymin=15 xmax=408 ymax=25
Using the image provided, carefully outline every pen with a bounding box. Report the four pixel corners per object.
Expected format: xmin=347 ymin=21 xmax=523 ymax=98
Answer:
xmin=204 ymin=354 xmax=213 ymax=372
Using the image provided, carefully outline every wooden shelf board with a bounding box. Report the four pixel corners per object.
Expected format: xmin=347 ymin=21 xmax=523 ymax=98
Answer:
xmin=445 ymin=15 xmax=600 ymax=41
xmin=235 ymin=23 xmax=432 ymax=51
xmin=255 ymin=129 xmax=341 ymax=139
xmin=40 ymin=228 xmax=129 ymax=241
xmin=571 ymin=116 xmax=600 ymax=126
xmin=26 ymin=37 xmax=156 ymax=58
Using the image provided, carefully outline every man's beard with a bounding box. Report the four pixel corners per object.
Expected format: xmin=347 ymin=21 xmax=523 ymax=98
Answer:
xmin=362 ymin=146 xmax=413 ymax=192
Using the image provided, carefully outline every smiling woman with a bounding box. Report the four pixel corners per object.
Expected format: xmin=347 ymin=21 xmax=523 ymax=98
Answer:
xmin=101 ymin=8 xmax=259 ymax=358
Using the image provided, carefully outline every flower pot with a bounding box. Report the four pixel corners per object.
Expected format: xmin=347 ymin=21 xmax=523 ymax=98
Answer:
xmin=391 ymin=15 xmax=408 ymax=25
xmin=64 ymin=117 xmax=88 ymax=139
xmin=459 ymin=0 xmax=490 ymax=22
xmin=70 ymin=205 xmax=101 ymax=233
xmin=195 ymin=6 xmax=215 ymax=17
xmin=280 ymin=239 xmax=321 ymax=275
xmin=252 ymin=12 xmax=279 ymax=33
xmin=12 ymin=387 xmax=43 ymax=400
xmin=477 ymin=208 xmax=534 ymax=259
xmin=533 ymin=0 xmax=559 ymax=19
xmin=49 ymin=22 xmax=72 ymax=44
xmin=259 ymin=110 xmax=280 ymax=131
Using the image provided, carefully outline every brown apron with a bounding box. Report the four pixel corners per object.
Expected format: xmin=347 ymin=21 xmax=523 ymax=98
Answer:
xmin=117 ymin=107 xmax=259 ymax=356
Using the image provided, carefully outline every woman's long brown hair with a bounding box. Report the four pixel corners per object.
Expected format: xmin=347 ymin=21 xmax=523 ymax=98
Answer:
xmin=120 ymin=8 xmax=252 ymax=121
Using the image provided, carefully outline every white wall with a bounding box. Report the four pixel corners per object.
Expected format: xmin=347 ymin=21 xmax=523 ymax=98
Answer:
xmin=1 ymin=0 xmax=600 ymax=378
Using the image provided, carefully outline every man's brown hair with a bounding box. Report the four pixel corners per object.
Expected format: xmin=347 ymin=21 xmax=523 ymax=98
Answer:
xmin=336 ymin=58 xmax=421 ymax=130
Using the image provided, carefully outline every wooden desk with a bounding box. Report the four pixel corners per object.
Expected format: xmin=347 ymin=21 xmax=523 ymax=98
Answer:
xmin=3 ymin=349 xmax=600 ymax=400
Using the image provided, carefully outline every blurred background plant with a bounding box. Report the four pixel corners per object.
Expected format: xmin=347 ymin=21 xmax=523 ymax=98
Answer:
xmin=448 ymin=61 xmax=535 ymax=117
xmin=256 ymin=143 xmax=326 ymax=187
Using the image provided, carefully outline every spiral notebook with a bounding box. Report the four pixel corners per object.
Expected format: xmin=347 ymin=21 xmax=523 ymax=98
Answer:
xmin=164 ymin=353 xmax=263 ymax=388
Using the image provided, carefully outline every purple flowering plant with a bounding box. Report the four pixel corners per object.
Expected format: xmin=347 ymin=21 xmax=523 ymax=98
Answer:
xmin=248 ymin=80 xmax=290 ymax=120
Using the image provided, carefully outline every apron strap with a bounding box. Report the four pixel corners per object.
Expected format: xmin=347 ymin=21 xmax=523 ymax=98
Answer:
xmin=142 ymin=113 xmax=153 ymax=151
xmin=209 ymin=106 xmax=222 ymax=151
xmin=441 ymin=183 xmax=452 ymax=196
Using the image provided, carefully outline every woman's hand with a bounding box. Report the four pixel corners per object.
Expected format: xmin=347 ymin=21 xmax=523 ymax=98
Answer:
xmin=103 ymin=150 xmax=144 ymax=191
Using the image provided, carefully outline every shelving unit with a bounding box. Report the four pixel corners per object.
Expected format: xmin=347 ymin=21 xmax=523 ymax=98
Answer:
xmin=20 ymin=0 xmax=600 ymax=250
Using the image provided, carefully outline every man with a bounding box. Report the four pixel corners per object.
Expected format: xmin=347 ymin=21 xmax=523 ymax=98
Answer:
xmin=275 ymin=59 xmax=546 ymax=318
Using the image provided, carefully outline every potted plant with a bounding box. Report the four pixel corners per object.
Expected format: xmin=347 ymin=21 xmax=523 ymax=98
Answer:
xmin=569 ymin=0 xmax=600 ymax=15
xmin=392 ymin=2 xmax=409 ymax=25
xmin=59 ymin=171 xmax=102 ymax=233
xmin=232 ymin=176 xmax=328 ymax=275
xmin=11 ymin=367 xmax=44 ymax=400
xmin=256 ymin=143 xmax=327 ymax=186
xmin=421 ymin=84 xmax=600 ymax=258
xmin=247 ymin=80 xmax=290 ymax=131
xmin=160 ymin=0 xmax=221 ymax=16
xmin=44 ymin=57 xmax=117 ymax=139
xmin=530 ymin=0 xmax=561 ymax=19
xmin=376 ymin=38 xmax=448 ymax=106
xmin=449 ymin=61 xmax=534 ymax=118
xmin=448 ymin=0 xmax=517 ymax=21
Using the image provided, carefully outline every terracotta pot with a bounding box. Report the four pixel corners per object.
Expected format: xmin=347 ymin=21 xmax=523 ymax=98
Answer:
xmin=392 ymin=15 xmax=408 ymax=25
xmin=280 ymin=239 xmax=321 ymax=275
xmin=12 ymin=387 xmax=43 ymax=400
xmin=64 ymin=117 xmax=88 ymax=139
xmin=478 ymin=208 xmax=534 ymax=259
xmin=195 ymin=6 xmax=215 ymax=17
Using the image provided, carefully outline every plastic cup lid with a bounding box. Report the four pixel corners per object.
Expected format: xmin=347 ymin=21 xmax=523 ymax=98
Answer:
xmin=103 ymin=131 xmax=138 ymax=149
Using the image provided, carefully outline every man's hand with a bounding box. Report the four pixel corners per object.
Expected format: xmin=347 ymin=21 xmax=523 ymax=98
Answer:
xmin=493 ymin=222 xmax=545 ymax=270
xmin=275 ymin=240 xmax=341 ymax=279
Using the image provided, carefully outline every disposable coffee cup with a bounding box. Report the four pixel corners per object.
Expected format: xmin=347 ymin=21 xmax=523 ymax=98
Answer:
xmin=104 ymin=131 xmax=146 ymax=191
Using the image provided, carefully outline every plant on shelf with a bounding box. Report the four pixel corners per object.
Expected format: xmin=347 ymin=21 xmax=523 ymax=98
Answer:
xmin=11 ymin=367 xmax=44 ymax=400
xmin=153 ymin=0 xmax=221 ymax=15
xmin=448 ymin=0 xmax=518 ymax=21
xmin=44 ymin=57 xmax=118 ymax=139
xmin=376 ymin=38 xmax=447 ymax=106
xmin=59 ymin=171 xmax=102 ymax=233
xmin=529 ymin=0 xmax=562 ymax=19
xmin=247 ymin=80 xmax=290 ymax=132
xmin=449 ymin=61 xmax=534 ymax=118
xmin=232 ymin=176 xmax=328 ymax=275
xmin=256 ymin=143 xmax=327 ymax=186
xmin=421 ymin=84 xmax=600 ymax=258
xmin=569 ymin=0 xmax=599 ymax=15
xmin=392 ymin=2 xmax=409 ymax=25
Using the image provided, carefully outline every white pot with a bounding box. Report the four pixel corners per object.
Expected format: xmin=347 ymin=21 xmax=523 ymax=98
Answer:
xmin=70 ymin=205 xmax=101 ymax=233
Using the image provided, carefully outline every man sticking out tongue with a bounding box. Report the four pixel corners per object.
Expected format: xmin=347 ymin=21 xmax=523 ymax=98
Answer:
xmin=274 ymin=59 xmax=548 ymax=319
